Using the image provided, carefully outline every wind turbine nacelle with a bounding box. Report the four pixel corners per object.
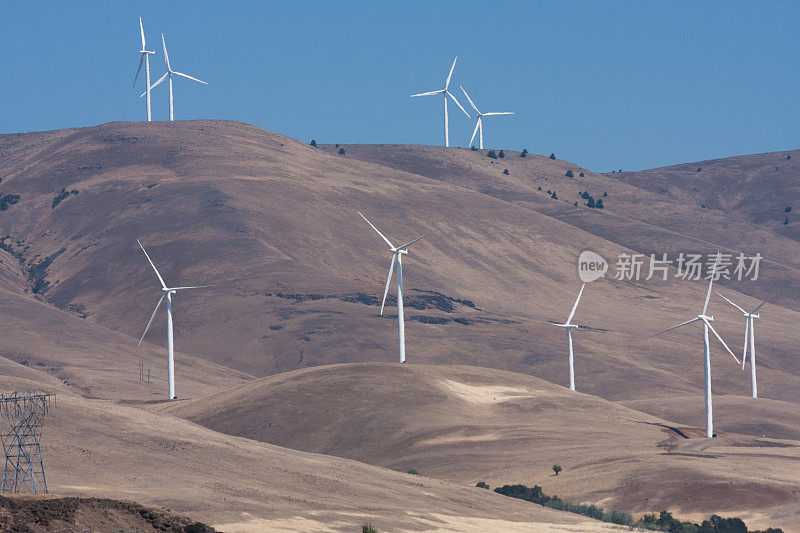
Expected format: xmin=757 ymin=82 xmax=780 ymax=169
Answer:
xmin=699 ymin=314 xmax=714 ymax=322
xmin=398 ymin=249 xmax=409 ymax=255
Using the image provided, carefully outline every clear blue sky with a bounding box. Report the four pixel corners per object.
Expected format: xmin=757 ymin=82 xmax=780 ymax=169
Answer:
xmin=2 ymin=1 xmax=798 ymax=171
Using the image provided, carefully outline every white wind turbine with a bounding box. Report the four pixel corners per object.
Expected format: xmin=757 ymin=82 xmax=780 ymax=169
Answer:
xmin=133 ymin=17 xmax=155 ymax=122
xmin=358 ymin=212 xmax=427 ymax=363
xmin=141 ymin=34 xmax=207 ymax=121
xmin=652 ymin=265 xmax=740 ymax=438
xmin=410 ymin=57 xmax=470 ymax=147
xmin=136 ymin=240 xmax=210 ymax=400
xmin=551 ymin=283 xmax=593 ymax=391
xmin=716 ymin=291 xmax=767 ymax=399
xmin=459 ymin=86 xmax=514 ymax=149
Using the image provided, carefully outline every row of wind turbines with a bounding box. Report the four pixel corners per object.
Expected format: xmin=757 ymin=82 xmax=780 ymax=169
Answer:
xmin=133 ymin=21 xmax=509 ymax=149
xmin=410 ymin=57 xmax=514 ymax=149
xmin=136 ymin=213 xmax=768 ymax=440
xmin=351 ymin=217 xmax=768 ymax=440
xmin=134 ymin=18 xmax=207 ymax=122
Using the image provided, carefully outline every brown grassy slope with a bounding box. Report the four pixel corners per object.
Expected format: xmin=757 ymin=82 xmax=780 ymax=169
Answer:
xmin=0 ymin=121 xmax=798 ymax=406
xmin=0 ymin=368 xmax=629 ymax=533
xmin=323 ymin=143 xmax=800 ymax=310
xmin=166 ymin=362 xmax=800 ymax=531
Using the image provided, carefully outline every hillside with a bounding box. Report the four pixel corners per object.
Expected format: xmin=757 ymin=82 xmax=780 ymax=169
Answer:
xmin=0 ymin=365 xmax=632 ymax=533
xmin=1 ymin=120 xmax=799 ymax=408
xmin=167 ymin=363 xmax=800 ymax=531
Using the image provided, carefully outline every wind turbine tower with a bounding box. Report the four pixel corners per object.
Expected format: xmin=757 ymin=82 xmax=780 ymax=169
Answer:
xmin=410 ymin=57 xmax=470 ymax=147
xmin=137 ymin=240 xmax=210 ymax=399
xmin=133 ymin=17 xmax=155 ymax=122
xmin=716 ymin=291 xmax=767 ymax=398
xmin=357 ymin=212 xmax=426 ymax=363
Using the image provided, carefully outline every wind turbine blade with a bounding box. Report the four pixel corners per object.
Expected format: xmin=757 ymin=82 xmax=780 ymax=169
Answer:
xmin=750 ymin=299 xmax=768 ymax=314
xmin=141 ymin=72 xmax=168 ymax=97
xmin=410 ymin=90 xmax=443 ymax=97
xmin=742 ymin=317 xmax=750 ymax=369
xmin=397 ymin=233 xmax=430 ymax=250
xmin=137 ymin=239 xmax=167 ymax=289
xmin=702 ymin=252 xmax=720 ymax=315
xmin=380 ymin=254 xmax=397 ymax=315
xmin=134 ymin=54 xmax=145 ymax=87
xmin=650 ymin=316 xmax=700 ymax=337
xmin=357 ymin=211 xmax=395 ymax=249
xmin=446 ymin=91 xmax=470 ymax=117
xmin=481 ymin=112 xmax=515 ymax=116
xmin=705 ymin=319 xmax=741 ymax=364
xmin=138 ymin=292 xmax=166 ymax=346
xmin=459 ymin=85 xmax=479 ymax=113
xmin=170 ymin=285 xmax=214 ymax=291
xmin=714 ymin=291 xmax=746 ymax=314
xmin=162 ymin=33 xmax=170 ymax=71
xmin=172 ymin=71 xmax=208 ymax=85
xmin=565 ymin=283 xmax=586 ymax=325
xmin=139 ymin=17 xmax=146 ymax=49
xmin=445 ymin=56 xmax=457 ymax=89
xmin=469 ymin=119 xmax=480 ymax=148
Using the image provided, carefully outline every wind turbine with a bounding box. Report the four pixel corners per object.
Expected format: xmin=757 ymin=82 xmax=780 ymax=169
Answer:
xmin=133 ymin=18 xmax=155 ymax=122
xmin=357 ymin=212 xmax=427 ymax=363
xmin=136 ymin=240 xmax=210 ymax=400
xmin=410 ymin=57 xmax=470 ymax=147
xmin=459 ymin=86 xmax=514 ymax=149
xmin=141 ymin=34 xmax=207 ymax=121
xmin=652 ymin=265 xmax=740 ymax=438
xmin=716 ymin=291 xmax=767 ymax=399
xmin=551 ymin=284 xmax=592 ymax=391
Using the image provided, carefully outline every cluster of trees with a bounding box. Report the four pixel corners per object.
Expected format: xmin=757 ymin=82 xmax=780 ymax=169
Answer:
xmin=579 ymin=191 xmax=605 ymax=209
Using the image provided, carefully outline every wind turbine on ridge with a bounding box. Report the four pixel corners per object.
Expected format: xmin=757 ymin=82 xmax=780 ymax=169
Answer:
xmin=715 ymin=291 xmax=767 ymax=399
xmin=652 ymin=256 xmax=740 ymax=438
xmin=410 ymin=57 xmax=470 ymax=147
xmin=133 ymin=17 xmax=155 ymax=122
xmin=459 ymin=86 xmax=514 ymax=149
xmin=357 ymin=212 xmax=427 ymax=363
xmin=141 ymin=34 xmax=207 ymax=121
xmin=136 ymin=240 xmax=211 ymax=400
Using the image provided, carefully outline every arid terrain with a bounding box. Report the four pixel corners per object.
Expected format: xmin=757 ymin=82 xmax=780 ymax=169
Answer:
xmin=0 ymin=120 xmax=797 ymax=531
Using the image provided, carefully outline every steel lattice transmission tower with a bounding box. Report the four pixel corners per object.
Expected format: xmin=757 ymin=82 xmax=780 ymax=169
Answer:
xmin=0 ymin=390 xmax=55 ymax=494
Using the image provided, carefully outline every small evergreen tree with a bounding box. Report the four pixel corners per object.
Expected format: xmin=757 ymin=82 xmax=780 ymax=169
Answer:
xmin=595 ymin=198 xmax=604 ymax=209
xmin=549 ymin=153 xmax=556 ymax=160
xmin=785 ymin=206 xmax=792 ymax=212
xmin=521 ymin=148 xmax=528 ymax=157
xmin=503 ymin=169 xmax=509 ymax=175
xmin=487 ymin=150 xmax=497 ymax=159
xmin=565 ymin=170 xmax=574 ymax=178
xmin=498 ymin=150 xmax=505 ymax=158
xmin=553 ymin=464 xmax=562 ymax=475
xmin=309 ymin=139 xmax=317 ymax=147
xmin=476 ymin=481 xmax=490 ymax=489
xmin=579 ymin=172 xmax=584 ymax=177
xmin=784 ymin=216 xmax=789 ymax=225
xmin=550 ymin=191 xmax=558 ymax=200
xmin=338 ymin=147 xmax=346 ymax=155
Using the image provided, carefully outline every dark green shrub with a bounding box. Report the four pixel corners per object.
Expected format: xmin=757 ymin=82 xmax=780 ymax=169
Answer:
xmin=787 ymin=154 xmax=791 ymax=159
xmin=595 ymin=199 xmax=604 ymax=209
xmin=574 ymin=201 xmax=578 ymax=206
xmin=549 ymin=153 xmax=556 ymax=160
xmin=184 ymin=523 xmax=215 ymax=533
xmin=476 ymin=481 xmax=490 ymax=489
xmin=603 ymin=192 xmax=607 ymax=197
xmin=784 ymin=216 xmax=789 ymax=225
xmin=521 ymin=148 xmax=528 ymax=157
xmin=503 ymin=169 xmax=509 ymax=175
xmin=697 ymin=167 xmax=702 ymax=172
xmin=0 ymin=194 xmax=20 ymax=211
xmin=538 ymin=186 xmax=542 ymax=190
xmin=487 ymin=150 xmax=497 ymax=159
xmin=550 ymin=191 xmax=558 ymax=199
xmin=406 ymin=469 xmax=420 ymax=475
xmin=785 ymin=206 xmax=792 ymax=212
xmin=498 ymin=150 xmax=505 ymax=158
xmin=604 ymin=510 xmax=634 ymax=526
xmin=339 ymin=147 xmax=346 ymax=155
xmin=362 ymin=524 xmax=379 ymax=533
xmin=579 ymin=172 xmax=584 ymax=177
xmin=565 ymin=170 xmax=574 ymax=178
xmin=471 ymin=145 xmax=478 ymax=151
xmin=552 ymin=464 xmax=562 ymax=475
